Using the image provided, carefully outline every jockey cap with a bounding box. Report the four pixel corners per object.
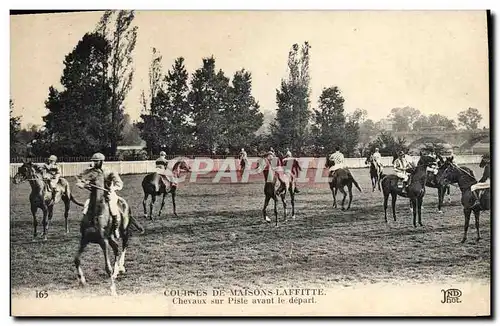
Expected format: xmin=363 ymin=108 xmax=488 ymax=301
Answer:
xmin=91 ymin=152 xmax=105 ymax=161
xmin=48 ymin=155 xmax=57 ymax=161
xmin=160 ymin=151 xmax=166 ymax=156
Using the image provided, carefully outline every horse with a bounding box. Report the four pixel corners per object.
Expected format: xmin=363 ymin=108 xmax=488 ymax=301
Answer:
xmin=73 ymin=167 xmax=144 ymax=296
xmin=418 ymin=155 xmax=475 ymax=213
xmin=12 ymin=161 xmax=84 ymax=240
xmin=141 ymin=159 xmax=191 ymax=219
xmin=380 ymin=155 xmax=435 ymax=227
xmin=259 ymin=154 xmax=301 ymax=227
xmin=365 ymin=154 xmax=383 ymax=192
xmin=325 ymin=157 xmax=362 ymax=211
xmin=436 ymin=157 xmax=490 ymax=243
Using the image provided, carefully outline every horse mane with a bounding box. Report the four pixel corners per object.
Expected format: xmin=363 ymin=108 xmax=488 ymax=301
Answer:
xmin=30 ymin=163 xmax=45 ymax=175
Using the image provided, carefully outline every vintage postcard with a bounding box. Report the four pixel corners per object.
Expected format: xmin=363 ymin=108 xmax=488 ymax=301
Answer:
xmin=9 ymin=10 xmax=491 ymax=316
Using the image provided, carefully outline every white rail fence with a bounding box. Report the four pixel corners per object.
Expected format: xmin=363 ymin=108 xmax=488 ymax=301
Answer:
xmin=9 ymin=155 xmax=483 ymax=178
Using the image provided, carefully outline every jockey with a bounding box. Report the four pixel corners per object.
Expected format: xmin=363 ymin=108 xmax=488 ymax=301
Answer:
xmin=471 ymin=154 xmax=490 ymax=209
xmin=283 ymin=148 xmax=300 ymax=193
xmin=77 ymin=153 xmax=123 ymax=239
xmin=372 ymin=148 xmax=383 ymax=171
xmin=394 ymin=150 xmax=411 ymax=192
xmin=239 ymin=148 xmax=248 ymax=166
xmin=155 ymin=151 xmax=176 ymax=188
xmin=42 ymin=155 xmax=61 ymax=205
xmin=328 ymin=146 xmax=345 ymax=176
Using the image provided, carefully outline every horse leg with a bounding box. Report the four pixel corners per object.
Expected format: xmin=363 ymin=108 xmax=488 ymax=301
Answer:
xmin=339 ymin=187 xmax=347 ymax=211
xmin=108 ymin=238 xmax=121 ymax=296
xmin=149 ymin=195 xmax=157 ymax=221
xmin=281 ymin=193 xmax=287 ymax=222
xmin=436 ymin=187 xmax=442 ymax=213
xmin=41 ymin=206 xmax=49 ymax=241
xmin=461 ymin=208 xmax=472 ymax=243
xmin=391 ymin=193 xmax=397 ymax=222
xmin=157 ymin=193 xmax=167 ymax=218
xmin=411 ymin=198 xmax=417 ymax=227
xmin=118 ymin=231 xmax=129 ymax=274
xmin=142 ymin=193 xmax=149 ymax=218
xmin=332 ymin=185 xmax=338 ymax=208
xmin=98 ymin=238 xmax=115 ymax=295
xmin=263 ymin=195 xmax=271 ymax=223
xmin=63 ymin=196 xmax=70 ymax=233
xmin=171 ymin=188 xmax=178 ymax=217
xmin=346 ymin=183 xmax=353 ymax=210
xmin=418 ymin=197 xmax=423 ymax=226
xmin=446 ymin=185 xmax=452 ymax=203
xmin=383 ymin=193 xmax=389 ymax=223
xmin=74 ymin=236 xmax=89 ymax=286
xmin=289 ymin=185 xmax=296 ymax=219
xmin=473 ymin=209 xmax=481 ymax=242
xmin=274 ymin=196 xmax=278 ymax=227
xmin=377 ymin=173 xmax=382 ymax=191
xmin=31 ymin=204 xmax=38 ymax=240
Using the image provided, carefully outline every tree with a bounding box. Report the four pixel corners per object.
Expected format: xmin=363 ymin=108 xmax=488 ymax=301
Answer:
xmin=223 ymin=69 xmax=264 ymax=152
xmin=35 ymin=32 xmax=112 ymax=157
xmin=389 ymin=106 xmax=422 ymax=132
xmin=95 ymin=10 xmax=138 ymax=156
xmin=413 ymin=113 xmax=456 ymax=131
xmin=188 ymin=56 xmax=228 ymax=154
xmin=137 ymin=48 xmax=167 ymax=154
xmin=366 ymin=131 xmax=408 ymax=157
xmin=457 ymin=108 xmax=482 ymax=130
xmin=271 ymin=42 xmax=311 ymax=153
xmin=120 ymin=114 xmax=143 ymax=146
xmin=10 ymin=99 xmax=21 ymax=157
xmin=311 ymin=86 xmax=346 ymax=154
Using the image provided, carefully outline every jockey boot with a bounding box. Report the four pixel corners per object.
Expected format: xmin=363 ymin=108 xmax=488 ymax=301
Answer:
xmin=49 ymin=188 xmax=57 ymax=205
xmin=294 ymin=187 xmax=300 ymax=194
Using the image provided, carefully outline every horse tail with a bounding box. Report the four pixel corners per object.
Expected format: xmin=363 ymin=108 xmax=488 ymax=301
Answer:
xmin=351 ymin=176 xmax=362 ymax=192
xmin=128 ymin=207 xmax=145 ymax=234
xmin=70 ymin=194 xmax=84 ymax=207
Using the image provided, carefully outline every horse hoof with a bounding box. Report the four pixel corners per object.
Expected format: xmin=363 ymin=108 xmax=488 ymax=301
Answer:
xmin=264 ymin=216 xmax=271 ymax=223
xmin=460 ymin=238 xmax=467 ymax=244
xmin=438 ymin=210 xmax=443 ymax=214
xmin=118 ymin=266 xmax=126 ymax=274
xmin=341 ymin=207 xmax=345 ymax=211
xmin=475 ymin=237 xmax=481 ymax=243
xmin=291 ymin=215 xmax=296 ymax=220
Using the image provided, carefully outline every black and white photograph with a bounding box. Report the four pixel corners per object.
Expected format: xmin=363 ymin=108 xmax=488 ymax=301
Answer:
xmin=9 ymin=9 xmax=491 ymax=316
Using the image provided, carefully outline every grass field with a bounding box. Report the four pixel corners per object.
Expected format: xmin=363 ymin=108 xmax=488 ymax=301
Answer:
xmin=10 ymin=165 xmax=491 ymax=297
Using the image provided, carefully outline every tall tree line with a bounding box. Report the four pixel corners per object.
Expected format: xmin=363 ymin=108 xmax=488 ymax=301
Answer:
xmin=138 ymin=53 xmax=264 ymax=155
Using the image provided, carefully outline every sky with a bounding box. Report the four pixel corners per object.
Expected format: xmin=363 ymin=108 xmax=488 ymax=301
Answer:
xmin=10 ymin=10 xmax=490 ymax=128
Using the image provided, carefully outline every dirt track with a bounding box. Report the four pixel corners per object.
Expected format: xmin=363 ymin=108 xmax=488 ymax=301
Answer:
xmin=10 ymin=165 xmax=490 ymax=296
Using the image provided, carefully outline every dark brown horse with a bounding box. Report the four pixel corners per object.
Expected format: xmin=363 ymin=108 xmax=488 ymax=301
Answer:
xmin=436 ymin=157 xmax=490 ymax=243
xmin=259 ymin=154 xmax=301 ymax=226
xmin=365 ymin=155 xmax=383 ymax=192
xmin=325 ymin=158 xmax=362 ymax=211
xmin=380 ymin=156 xmax=435 ymax=227
xmin=74 ymin=167 xmax=144 ymax=296
xmin=12 ymin=161 xmax=84 ymax=240
xmin=141 ymin=159 xmax=191 ymax=219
